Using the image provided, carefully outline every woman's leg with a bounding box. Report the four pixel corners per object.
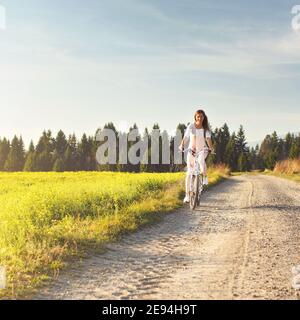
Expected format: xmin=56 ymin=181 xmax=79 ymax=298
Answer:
xmin=198 ymin=149 xmax=209 ymax=184
xmin=184 ymin=152 xmax=195 ymax=201
xmin=198 ymin=150 xmax=208 ymax=175
xmin=185 ymin=174 xmax=191 ymax=195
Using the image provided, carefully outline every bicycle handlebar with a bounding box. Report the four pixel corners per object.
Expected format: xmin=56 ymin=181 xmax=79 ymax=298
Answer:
xmin=179 ymin=148 xmax=216 ymax=155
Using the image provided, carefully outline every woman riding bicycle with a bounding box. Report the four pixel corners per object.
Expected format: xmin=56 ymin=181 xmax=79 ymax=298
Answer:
xmin=179 ymin=109 xmax=214 ymax=203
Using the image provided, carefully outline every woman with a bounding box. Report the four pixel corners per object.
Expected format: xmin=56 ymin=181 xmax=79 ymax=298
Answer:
xmin=179 ymin=109 xmax=214 ymax=203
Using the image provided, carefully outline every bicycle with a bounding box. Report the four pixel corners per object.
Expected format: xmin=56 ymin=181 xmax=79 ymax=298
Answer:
xmin=181 ymin=148 xmax=215 ymax=210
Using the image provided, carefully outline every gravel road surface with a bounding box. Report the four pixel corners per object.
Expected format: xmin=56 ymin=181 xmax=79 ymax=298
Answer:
xmin=34 ymin=174 xmax=300 ymax=300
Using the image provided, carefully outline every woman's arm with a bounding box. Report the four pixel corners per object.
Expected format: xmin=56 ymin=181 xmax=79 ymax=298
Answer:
xmin=179 ymin=137 xmax=187 ymax=150
xmin=206 ymin=137 xmax=214 ymax=152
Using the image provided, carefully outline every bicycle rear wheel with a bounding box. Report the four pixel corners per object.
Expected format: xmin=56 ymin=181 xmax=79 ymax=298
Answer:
xmin=190 ymin=175 xmax=200 ymax=210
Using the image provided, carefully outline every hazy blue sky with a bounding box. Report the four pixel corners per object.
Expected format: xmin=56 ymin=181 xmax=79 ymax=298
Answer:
xmin=0 ymin=0 xmax=300 ymax=147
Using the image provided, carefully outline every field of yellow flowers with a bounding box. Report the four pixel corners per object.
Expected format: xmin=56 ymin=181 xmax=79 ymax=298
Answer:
xmin=0 ymin=168 xmax=228 ymax=298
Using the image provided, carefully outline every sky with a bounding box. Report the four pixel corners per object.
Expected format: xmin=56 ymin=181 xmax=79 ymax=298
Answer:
xmin=0 ymin=0 xmax=300 ymax=148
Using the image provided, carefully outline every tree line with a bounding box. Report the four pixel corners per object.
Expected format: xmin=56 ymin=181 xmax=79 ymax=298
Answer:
xmin=0 ymin=123 xmax=299 ymax=172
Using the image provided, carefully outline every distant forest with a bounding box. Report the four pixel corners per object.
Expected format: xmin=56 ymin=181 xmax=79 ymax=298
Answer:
xmin=0 ymin=123 xmax=300 ymax=172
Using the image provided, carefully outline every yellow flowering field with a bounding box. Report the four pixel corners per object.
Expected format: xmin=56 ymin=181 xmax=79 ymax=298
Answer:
xmin=0 ymin=168 xmax=228 ymax=298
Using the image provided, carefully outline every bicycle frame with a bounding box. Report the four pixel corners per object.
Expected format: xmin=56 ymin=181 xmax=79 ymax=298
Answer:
xmin=189 ymin=150 xmax=202 ymax=173
xmin=180 ymin=147 xmax=214 ymax=209
xmin=187 ymin=148 xmax=207 ymax=209
xmin=187 ymin=147 xmax=208 ymax=172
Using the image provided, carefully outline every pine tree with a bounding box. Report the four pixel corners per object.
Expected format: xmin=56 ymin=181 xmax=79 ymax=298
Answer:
xmin=259 ymin=131 xmax=280 ymax=169
xmin=277 ymin=138 xmax=285 ymax=161
xmin=248 ymin=147 xmax=256 ymax=171
xmin=213 ymin=128 xmax=221 ymax=163
xmin=77 ymin=134 xmax=97 ymax=171
xmin=236 ymin=125 xmax=249 ymax=154
xmin=54 ymin=130 xmax=68 ymax=158
xmin=53 ymin=157 xmax=64 ymax=172
xmin=259 ymin=134 xmax=271 ymax=167
xmin=214 ymin=123 xmax=230 ymax=164
xmin=4 ymin=136 xmax=25 ymax=171
xmin=67 ymin=133 xmax=80 ymax=171
xmin=254 ymin=144 xmax=264 ymax=171
xmin=221 ymin=123 xmax=230 ymax=158
xmin=224 ymin=132 xmax=237 ymax=171
xmin=63 ymin=146 xmax=73 ymax=171
xmin=236 ymin=126 xmax=250 ymax=171
xmin=35 ymin=130 xmax=55 ymax=171
xmin=237 ymin=153 xmax=248 ymax=172
xmin=88 ymin=135 xmax=97 ymax=171
xmin=78 ymin=134 xmax=90 ymax=171
xmin=24 ymin=140 xmax=36 ymax=171
xmin=284 ymin=133 xmax=293 ymax=158
xmin=51 ymin=130 xmax=68 ymax=171
xmin=0 ymin=138 xmax=10 ymax=171
xmin=289 ymin=135 xmax=300 ymax=159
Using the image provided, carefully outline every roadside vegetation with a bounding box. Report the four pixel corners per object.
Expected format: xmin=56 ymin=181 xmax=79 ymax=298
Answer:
xmin=269 ymin=157 xmax=300 ymax=183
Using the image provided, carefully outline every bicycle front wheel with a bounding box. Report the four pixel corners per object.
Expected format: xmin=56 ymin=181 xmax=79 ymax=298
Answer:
xmin=197 ymin=176 xmax=203 ymax=206
xmin=190 ymin=175 xmax=200 ymax=210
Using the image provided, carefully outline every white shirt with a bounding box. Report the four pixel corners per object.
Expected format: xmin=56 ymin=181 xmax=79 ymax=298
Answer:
xmin=184 ymin=123 xmax=211 ymax=151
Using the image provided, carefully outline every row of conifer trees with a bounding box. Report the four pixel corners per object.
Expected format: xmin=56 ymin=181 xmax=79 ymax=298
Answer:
xmin=0 ymin=123 xmax=299 ymax=172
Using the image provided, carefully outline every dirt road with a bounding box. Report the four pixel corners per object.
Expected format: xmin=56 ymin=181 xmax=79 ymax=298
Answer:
xmin=34 ymin=174 xmax=300 ymax=300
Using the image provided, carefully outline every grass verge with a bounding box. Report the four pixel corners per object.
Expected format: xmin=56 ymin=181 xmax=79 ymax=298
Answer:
xmin=263 ymin=158 xmax=300 ymax=184
xmin=264 ymin=171 xmax=300 ymax=184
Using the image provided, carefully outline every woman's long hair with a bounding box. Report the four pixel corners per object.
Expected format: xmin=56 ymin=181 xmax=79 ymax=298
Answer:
xmin=194 ymin=109 xmax=209 ymax=132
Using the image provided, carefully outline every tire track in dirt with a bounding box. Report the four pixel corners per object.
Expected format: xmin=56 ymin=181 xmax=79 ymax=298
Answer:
xmin=230 ymin=175 xmax=300 ymax=299
xmin=228 ymin=180 xmax=253 ymax=298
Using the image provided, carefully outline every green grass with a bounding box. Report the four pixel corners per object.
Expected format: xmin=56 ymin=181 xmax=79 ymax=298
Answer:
xmin=264 ymin=171 xmax=300 ymax=184
xmin=230 ymin=170 xmax=265 ymax=176
xmin=230 ymin=169 xmax=300 ymax=183
xmin=0 ymin=168 xmax=229 ymax=299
